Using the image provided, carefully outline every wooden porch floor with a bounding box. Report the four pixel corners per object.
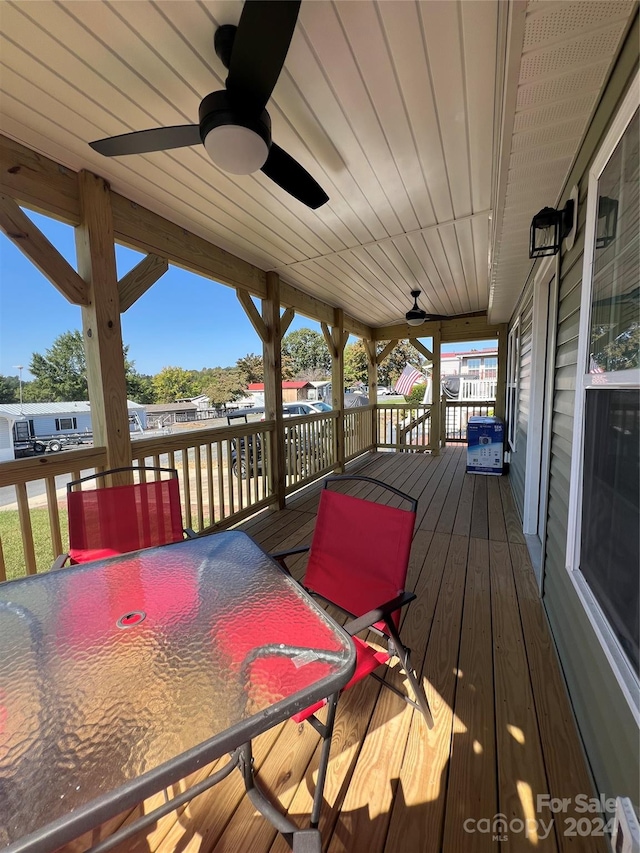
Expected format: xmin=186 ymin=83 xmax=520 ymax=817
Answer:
xmin=72 ymin=449 xmax=604 ymax=853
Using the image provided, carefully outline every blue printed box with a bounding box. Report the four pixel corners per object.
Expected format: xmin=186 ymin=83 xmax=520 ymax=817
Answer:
xmin=466 ymin=416 xmax=504 ymax=475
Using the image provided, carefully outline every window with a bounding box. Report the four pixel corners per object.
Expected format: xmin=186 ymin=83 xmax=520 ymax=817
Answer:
xmin=55 ymin=417 xmax=77 ymax=431
xmin=569 ymin=80 xmax=639 ymax=693
xmin=483 ymin=356 xmax=498 ymax=379
xmin=506 ymin=322 xmax=520 ymax=451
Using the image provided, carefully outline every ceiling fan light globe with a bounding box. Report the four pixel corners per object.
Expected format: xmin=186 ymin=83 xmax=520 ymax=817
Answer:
xmin=406 ymin=312 xmax=426 ymax=326
xmin=203 ymin=125 xmax=269 ymax=174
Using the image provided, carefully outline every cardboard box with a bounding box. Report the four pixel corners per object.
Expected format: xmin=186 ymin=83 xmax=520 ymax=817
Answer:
xmin=466 ymin=416 xmax=504 ymax=475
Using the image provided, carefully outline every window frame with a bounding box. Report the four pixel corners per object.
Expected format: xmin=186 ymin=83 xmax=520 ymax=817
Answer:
xmin=566 ymin=73 xmax=640 ymax=717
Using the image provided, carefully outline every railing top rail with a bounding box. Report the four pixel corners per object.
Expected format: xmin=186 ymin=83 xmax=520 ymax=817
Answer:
xmin=0 ymin=446 xmax=108 ymax=487
xmin=131 ymin=421 xmax=273 ymax=456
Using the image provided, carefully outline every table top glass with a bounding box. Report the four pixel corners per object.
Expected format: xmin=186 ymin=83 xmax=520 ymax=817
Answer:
xmin=0 ymin=532 xmax=354 ymax=851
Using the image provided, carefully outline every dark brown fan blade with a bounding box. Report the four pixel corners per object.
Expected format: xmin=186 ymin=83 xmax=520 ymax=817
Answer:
xmin=226 ymin=0 xmax=301 ymax=113
xmin=90 ymin=125 xmax=201 ymax=156
xmin=261 ymin=143 xmax=328 ymax=209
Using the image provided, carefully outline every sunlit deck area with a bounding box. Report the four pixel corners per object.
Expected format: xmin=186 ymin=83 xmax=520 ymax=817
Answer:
xmin=61 ymin=449 xmax=603 ymax=853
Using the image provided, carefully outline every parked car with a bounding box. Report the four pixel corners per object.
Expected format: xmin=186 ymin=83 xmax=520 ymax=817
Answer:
xmin=259 ymin=401 xmax=332 ymax=420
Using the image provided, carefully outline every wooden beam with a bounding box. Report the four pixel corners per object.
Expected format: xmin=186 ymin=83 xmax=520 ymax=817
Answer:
xmin=75 ymin=170 xmax=131 ymax=478
xmin=373 ymin=313 xmax=499 ymax=343
xmin=118 ymin=253 xmax=168 ymax=312
xmin=376 ymin=340 xmax=398 ymax=364
xmin=279 ymin=307 xmax=295 ymax=339
xmin=0 ymin=135 xmax=266 ymax=296
xmin=262 ymin=272 xmax=286 ymax=509
xmin=411 ymin=339 xmax=433 ymax=362
xmin=0 ymin=135 xmax=80 ymax=223
xmin=237 ymin=289 xmax=269 ymax=343
xmin=0 ymin=135 xmax=377 ymax=338
xmin=0 ymin=193 xmax=88 ymax=305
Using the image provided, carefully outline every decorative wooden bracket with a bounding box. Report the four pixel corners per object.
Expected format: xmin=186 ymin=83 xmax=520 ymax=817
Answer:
xmin=118 ymin=254 xmax=168 ymax=312
xmin=321 ymin=322 xmax=337 ymax=359
xmin=237 ymin=289 xmax=269 ymax=343
xmin=279 ymin=307 xmax=295 ymax=339
xmin=376 ymin=340 xmax=398 ymax=365
xmin=0 ymin=193 xmax=88 ymax=305
xmin=410 ymin=338 xmax=433 ymax=362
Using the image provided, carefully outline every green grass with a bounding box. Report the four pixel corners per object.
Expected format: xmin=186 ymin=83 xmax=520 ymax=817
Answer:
xmin=0 ymin=508 xmax=69 ymax=582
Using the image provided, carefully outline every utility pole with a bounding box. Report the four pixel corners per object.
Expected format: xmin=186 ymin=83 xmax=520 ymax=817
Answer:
xmin=13 ymin=365 xmax=23 ymax=411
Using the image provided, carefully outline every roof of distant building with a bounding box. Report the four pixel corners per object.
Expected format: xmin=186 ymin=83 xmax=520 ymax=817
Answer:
xmin=442 ymin=347 xmax=498 ymax=359
xmin=145 ymin=402 xmax=198 ymax=413
xmin=0 ymin=400 xmax=145 ymax=417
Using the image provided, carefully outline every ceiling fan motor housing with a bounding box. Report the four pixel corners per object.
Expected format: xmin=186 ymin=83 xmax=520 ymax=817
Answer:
xmin=199 ymin=90 xmax=272 ymax=174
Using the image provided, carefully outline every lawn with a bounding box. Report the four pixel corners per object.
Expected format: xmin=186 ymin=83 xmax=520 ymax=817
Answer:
xmin=0 ymin=508 xmax=69 ymax=582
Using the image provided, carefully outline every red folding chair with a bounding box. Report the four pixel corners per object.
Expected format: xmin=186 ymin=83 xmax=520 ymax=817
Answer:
xmin=272 ymin=475 xmax=434 ymax=827
xmin=53 ymin=466 xmax=196 ymax=568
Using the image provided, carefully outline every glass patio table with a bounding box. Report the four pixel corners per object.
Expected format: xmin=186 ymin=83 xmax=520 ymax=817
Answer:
xmin=0 ymin=531 xmax=356 ymax=853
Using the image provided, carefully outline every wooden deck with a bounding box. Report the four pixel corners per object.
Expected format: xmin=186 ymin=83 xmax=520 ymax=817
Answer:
xmin=66 ymin=449 xmax=604 ymax=853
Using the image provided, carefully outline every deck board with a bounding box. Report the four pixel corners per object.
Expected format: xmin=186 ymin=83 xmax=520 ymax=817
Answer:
xmin=58 ymin=450 xmax=604 ymax=853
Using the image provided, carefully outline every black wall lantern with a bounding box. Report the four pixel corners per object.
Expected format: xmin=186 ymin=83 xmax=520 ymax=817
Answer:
xmin=529 ymin=198 xmax=575 ymax=259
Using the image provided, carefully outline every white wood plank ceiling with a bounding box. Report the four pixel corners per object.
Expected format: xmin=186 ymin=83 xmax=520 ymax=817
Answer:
xmin=0 ymin=1 xmax=636 ymax=327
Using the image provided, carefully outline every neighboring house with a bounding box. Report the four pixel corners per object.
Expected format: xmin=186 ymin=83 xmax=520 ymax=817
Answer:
xmin=145 ymin=401 xmax=199 ymax=427
xmin=441 ymin=346 xmax=498 ymax=379
xmin=504 ymin=24 xmax=638 ymax=813
xmin=308 ymin=380 xmax=331 ymax=401
xmin=247 ymin=381 xmax=315 ymax=404
xmin=174 ymin=394 xmax=210 ymax=411
xmin=0 ymin=401 xmax=147 ymax=460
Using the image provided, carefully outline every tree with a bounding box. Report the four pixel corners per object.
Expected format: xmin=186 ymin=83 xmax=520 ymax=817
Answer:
xmin=0 ymin=375 xmax=19 ymax=403
xmin=236 ymin=353 xmax=264 ymax=384
xmin=282 ymin=328 xmax=331 ymax=378
xmin=28 ymin=330 xmax=88 ymax=401
xmin=27 ymin=330 xmax=154 ymax=403
xmin=152 ymin=366 xmax=200 ymax=403
xmin=203 ymin=367 xmax=247 ymax=406
xmin=343 ymin=339 xmax=427 ymax=389
xmin=344 ymin=341 xmax=369 ymax=386
xmin=126 ymin=373 xmax=156 ymax=404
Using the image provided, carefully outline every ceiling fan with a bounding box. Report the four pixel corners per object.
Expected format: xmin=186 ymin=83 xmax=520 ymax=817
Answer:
xmin=89 ymin=0 xmax=329 ymax=209
xmin=405 ymin=290 xmax=448 ymax=326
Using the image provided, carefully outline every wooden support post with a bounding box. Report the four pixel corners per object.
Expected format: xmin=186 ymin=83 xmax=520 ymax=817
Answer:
xmin=329 ymin=309 xmax=347 ymax=473
xmin=431 ymin=325 xmax=442 ymax=456
xmin=262 ymin=273 xmax=286 ymax=509
xmin=75 ymin=170 xmax=131 ymax=482
xmin=495 ymin=324 xmax=509 ymax=421
xmin=365 ymin=340 xmax=378 ymax=449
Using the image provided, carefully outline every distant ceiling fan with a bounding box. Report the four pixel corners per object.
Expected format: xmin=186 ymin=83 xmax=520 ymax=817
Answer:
xmin=405 ymin=290 xmax=448 ymax=326
xmin=89 ymin=0 xmax=329 ymax=209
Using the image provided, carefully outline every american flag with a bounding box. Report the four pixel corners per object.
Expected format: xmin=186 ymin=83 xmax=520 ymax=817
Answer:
xmin=393 ymin=364 xmax=424 ymax=395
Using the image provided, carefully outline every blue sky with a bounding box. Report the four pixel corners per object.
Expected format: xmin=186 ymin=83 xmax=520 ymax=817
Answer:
xmin=1 ymin=211 xmax=496 ymax=380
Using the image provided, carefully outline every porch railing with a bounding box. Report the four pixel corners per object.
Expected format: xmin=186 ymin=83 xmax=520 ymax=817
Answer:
xmin=376 ymin=404 xmax=434 ymax=452
xmin=1 ymin=398 xmax=496 ymax=582
xmin=443 ymin=400 xmax=496 ymax=442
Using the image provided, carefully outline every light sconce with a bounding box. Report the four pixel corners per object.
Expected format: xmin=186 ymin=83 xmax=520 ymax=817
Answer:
xmin=405 ymin=290 xmax=427 ymax=326
xmin=529 ymin=194 xmax=576 ymax=259
xmin=596 ymin=195 xmax=618 ymax=249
